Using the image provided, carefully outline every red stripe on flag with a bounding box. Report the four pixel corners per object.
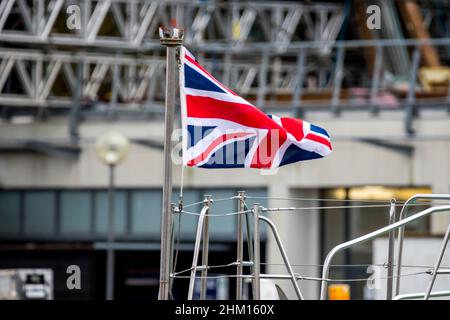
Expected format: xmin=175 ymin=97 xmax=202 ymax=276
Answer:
xmin=186 ymin=95 xmax=286 ymax=134
xmin=305 ymin=133 xmax=332 ymax=150
xmin=280 ymin=117 xmax=304 ymax=141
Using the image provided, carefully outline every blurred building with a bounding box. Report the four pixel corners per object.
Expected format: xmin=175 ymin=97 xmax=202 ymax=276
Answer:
xmin=0 ymin=0 xmax=450 ymax=299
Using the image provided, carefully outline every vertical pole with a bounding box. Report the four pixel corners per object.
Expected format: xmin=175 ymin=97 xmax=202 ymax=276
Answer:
xmin=106 ymin=164 xmax=115 ymax=300
xmin=245 ymin=203 xmax=254 ymax=298
xmin=257 ymin=51 xmax=269 ymax=109
xmin=332 ymin=46 xmax=345 ymax=115
xmin=343 ymin=188 xmax=351 ymax=280
xmin=252 ymin=203 xmax=261 ymax=300
xmin=446 ymin=78 xmax=450 ymax=114
xmin=200 ymin=195 xmax=212 ymax=300
xmin=386 ymin=199 xmax=396 ymax=300
xmin=236 ymin=191 xmax=245 ymax=300
xmin=293 ymin=50 xmax=306 ymax=118
xmin=370 ymin=45 xmax=383 ymax=115
xmin=109 ymin=57 xmax=120 ymax=120
xmin=158 ymin=27 xmax=183 ymax=300
xmin=69 ymin=58 xmax=82 ymax=144
xmin=405 ymin=46 xmax=421 ymax=136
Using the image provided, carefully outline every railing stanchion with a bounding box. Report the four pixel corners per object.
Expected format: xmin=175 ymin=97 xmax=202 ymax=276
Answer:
xmin=253 ymin=203 xmax=261 ymax=300
xmin=386 ymin=198 xmax=396 ymax=300
xmin=200 ymin=195 xmax=212 ymax=300
xmin=236 ymin=191 xmax=245 ymax=300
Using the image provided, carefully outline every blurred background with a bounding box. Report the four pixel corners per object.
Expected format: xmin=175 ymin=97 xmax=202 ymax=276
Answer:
xmin=0 ymin=0 xmax=450 ymax=300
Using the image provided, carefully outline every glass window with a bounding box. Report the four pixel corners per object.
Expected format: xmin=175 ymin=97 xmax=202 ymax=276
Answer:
xmin=95 ymin=190 xmax=127 ymax=236
xmin=131 ymin=190 xmax=161 ymax=236
xmin=24 ymin=191 xmax=56 ymax=236
xmin=60 ymin=191 xmax=91 ymax=235
xmin=0 ymin=191 xmax=20 ymax=236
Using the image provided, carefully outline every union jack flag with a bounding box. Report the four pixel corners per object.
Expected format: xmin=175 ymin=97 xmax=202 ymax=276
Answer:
xmin=179 ymin=47 xmax=332 ymax=169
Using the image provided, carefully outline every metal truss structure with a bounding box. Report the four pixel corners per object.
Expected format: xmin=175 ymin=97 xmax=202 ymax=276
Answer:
xmin=0 ymin=0 xmax=449 ymax=137
xmin=0 ymin=49 xmax=165 ymax=109
xmin=0 ymin=48 xmax=332 ymax=111
xmin=0 ymin=0 xmax=344 ymax=50
xmin=1 ymin=39 xmax=450 ymax=117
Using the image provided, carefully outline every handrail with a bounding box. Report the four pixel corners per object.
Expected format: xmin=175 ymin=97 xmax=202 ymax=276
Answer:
xmin=187 ymin=205 xmax=209 ymax=300
xmin=259 ymin=216 xmax=304 ymax=300
xmin=395 ymin=194 xmax=450 ymax=296
xmin=320 ymin=205 xmax=450 ymax=300
xmin=424 ymin=222 xmax=450 ymax=300
xmin=394 ymin=290 xmax=450 ymax=300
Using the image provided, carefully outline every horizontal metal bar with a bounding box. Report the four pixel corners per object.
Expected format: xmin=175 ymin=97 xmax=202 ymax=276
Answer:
xmin=394 ymin=290 xmax=450 ymax=300
xmin=94 ymin=241 xmax=230 ymax=252
xmin=191 ymin=38 xmax=450 ymax=53
xmin=426 ymin=268 xmax=450 ymax=275
xmin=260 ymin=274 xmax=303 ymax=280
xmin=242 ymin=261 xmax=254 ymax=267
xmin=2 ymin=35 xmax=450 ymax=53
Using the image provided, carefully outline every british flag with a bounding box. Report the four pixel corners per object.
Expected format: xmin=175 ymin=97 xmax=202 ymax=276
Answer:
xmin=179 ymin=47 xmax=332 ymax=169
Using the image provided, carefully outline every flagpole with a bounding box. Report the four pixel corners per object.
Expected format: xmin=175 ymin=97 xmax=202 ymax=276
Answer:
xmin=158 ymin=27 xmax=183 ymax=300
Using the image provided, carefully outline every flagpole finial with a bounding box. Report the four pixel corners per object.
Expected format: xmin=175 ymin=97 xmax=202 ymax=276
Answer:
xmin=159 ymin=27 xmax=184 ymax=46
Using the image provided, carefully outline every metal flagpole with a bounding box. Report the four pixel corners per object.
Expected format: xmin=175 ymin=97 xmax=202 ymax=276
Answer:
xmin=158 ymin=27 xmax=184 ymax=300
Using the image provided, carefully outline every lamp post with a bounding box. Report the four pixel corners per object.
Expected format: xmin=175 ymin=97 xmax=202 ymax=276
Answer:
xmin=95 ymin=131 xmax=130 ymax=300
